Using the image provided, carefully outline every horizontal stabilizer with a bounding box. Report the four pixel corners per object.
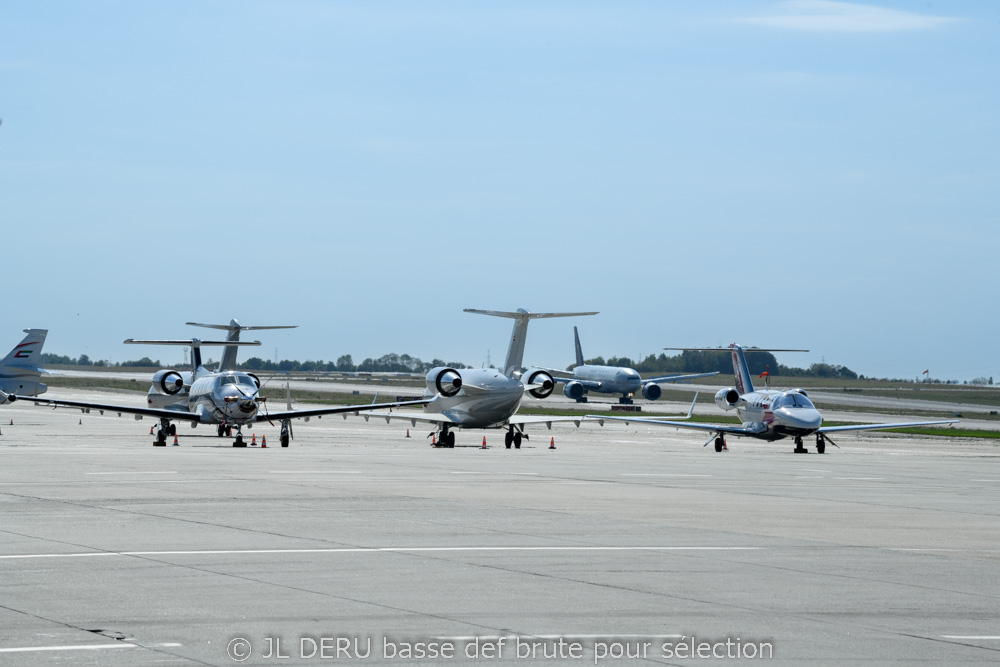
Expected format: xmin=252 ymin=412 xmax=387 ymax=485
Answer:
xmin=124 ymin=339 xmax=262 ymax=347
xmin=465 ymin=309 xmax=599 ymax=320
xmin=187 ymin=322 xmax=297 ymax=331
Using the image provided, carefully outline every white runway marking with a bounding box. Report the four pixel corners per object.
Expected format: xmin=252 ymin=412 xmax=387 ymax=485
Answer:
xmin=622 ymin=474 xmax=712 ymax=477
xmin=437 ymin=634 xmax=685 ymax=641
xmin=833 ymin=477 xmax=886 ymax=480
xmin=270 ymin=471 xmax=362 ymax=474
xmin=0 ymin=642 xmax=181 ymax=653
xmin=0 ymin=546 xmax=761 ymax=560
xmin=86 ymin=471 xmax=177 ymax=475
xmin=942 ymin=636 xmax=1000 ymax=640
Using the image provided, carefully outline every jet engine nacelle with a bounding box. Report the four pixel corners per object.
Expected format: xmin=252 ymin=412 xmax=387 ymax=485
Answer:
xmin=151 ymin=369 xmax=185 ymax=395
xmin=563 ymin=380 xmax=586 ymax=401
xmin=715 ymin=387 xmax=741 ymax=411
xmin=641 ymin=383 xmax=662 ymax=401
xmin=523 ymin=369 xmax=555 ymax=399
xmin=427 ymin=367 xmax=463 ymax=397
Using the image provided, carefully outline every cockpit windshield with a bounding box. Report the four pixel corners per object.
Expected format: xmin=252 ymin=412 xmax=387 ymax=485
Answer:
xmin=217 ymin=375 xmax=257 ymax=387
xmin=773 ymin=392 xmax=815 ymax=409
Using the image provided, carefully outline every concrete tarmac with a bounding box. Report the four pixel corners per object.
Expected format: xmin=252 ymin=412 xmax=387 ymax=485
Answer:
xmin=1 ymin=392 xmax=999 ymax=665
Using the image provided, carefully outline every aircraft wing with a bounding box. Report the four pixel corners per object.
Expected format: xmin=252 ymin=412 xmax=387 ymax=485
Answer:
xmin=10 ymin=394 xmax=202 ymax=422
xmin=586 ymin=415 xmax=764 ymax=436
xmin=359 ymin=410 xmax=461 ymax=427
xmin=818 ymin=419 xmax=958 ymax=433
xmin=257 ymin=399 xmax=432 ymax=423
xmin=644 ymin=371 xmax=720 ymax=384
xmin=507 ymin=414 xmax=594 ymax=430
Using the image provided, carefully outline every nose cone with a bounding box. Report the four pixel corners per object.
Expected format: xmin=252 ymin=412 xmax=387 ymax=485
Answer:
xmin=773 ymin=407 xmax=822 ymax=431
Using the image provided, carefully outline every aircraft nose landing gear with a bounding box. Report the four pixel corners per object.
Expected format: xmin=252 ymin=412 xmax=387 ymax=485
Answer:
xmin=232 ymin=426 xmax=246 ymax=448
xmin=793 ymin=435 xmax=808 ymax=454
xmin=153 ymin=418 xmax=173 ymax=446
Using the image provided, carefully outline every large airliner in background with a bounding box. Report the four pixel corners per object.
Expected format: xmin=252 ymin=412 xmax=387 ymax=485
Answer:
xmin=371 ymin=308 xmax=598 ymax=449
xmin=538 ymin=326 xmax=718 ymax=404
xmin=0 ymin=329 xmax=49 ymax=397
xmin=591 ymin=344 xmax=958 ymax=454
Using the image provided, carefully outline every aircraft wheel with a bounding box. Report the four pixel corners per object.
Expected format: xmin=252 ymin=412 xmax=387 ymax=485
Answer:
xmin=513 ymin=432 xmax=522 ymax=449
xmin=217 ymin=425 xmax=224 ymax=437
xmin=225 ymin=426 xmax=233 ymax=437
xmin=280 ymin=434 xmax=290 ymax=448
xmin=233 ymin=436 xmax=245 ymax=448
xmin=167 ymin=423 xmax=177 ymax=437
xmin=817 ymin=441 xmax=826 ymax=454
xmin=714 ymin=438 xmax=723 ymax=453
xmin=154 ymin=435 xmax=167 ymax=447
xmin=447 ymin=431 xmax=456 ymax=448
xmin=505 ymin=432 xmax=513 ymax=449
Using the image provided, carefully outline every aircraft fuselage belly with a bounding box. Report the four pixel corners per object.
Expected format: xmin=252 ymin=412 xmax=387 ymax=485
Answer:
xmin=424 ymin=369 xmax=524 ymax=429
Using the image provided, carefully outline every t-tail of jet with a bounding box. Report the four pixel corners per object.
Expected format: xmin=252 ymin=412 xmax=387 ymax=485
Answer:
xmin=0 ymin=329 xmax=48 ymax=396
xmin=665 ymin=344 xmax=809 ymax=397
xmin=464 ymin=308 xmax=598 ymax=379
xmin=574 ymin=326 xmax=585 ymax=367
xmin=186 ymin=319 xmax=297 ymax=371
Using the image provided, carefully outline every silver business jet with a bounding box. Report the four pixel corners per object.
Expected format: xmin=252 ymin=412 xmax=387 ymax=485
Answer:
xmin=590 ymin=344 xmax=957 ymax=454
xmin=7 ymin=338 xmax=429 ymax=447
xmin=371 ymin=308 xmax=597 ymax=448
xmin=536 ymin=326 xmax=718 ymax=404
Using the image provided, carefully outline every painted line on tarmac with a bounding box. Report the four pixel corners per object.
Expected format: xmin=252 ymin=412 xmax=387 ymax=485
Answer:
xmin=270 ymin=471 xmax=362 ymax=474
xmin=622 ymin=474 xmax=712 ymax=477
xmin=0 ymin=642 xmax=181 ymax=653
xmin=437 ymin=634 xmax=685 ymax=641
xmin=0 ymin=546 xmax=761 ymax=560
xmin=86 ymin=471 xmax=177 ymax=475
xmin=941 ymin=636 xmax=1000 ymax=640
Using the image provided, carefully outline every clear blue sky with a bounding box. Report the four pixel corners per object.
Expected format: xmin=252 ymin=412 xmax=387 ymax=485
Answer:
xmin=2 ymin=1 xmax=997 ymax=380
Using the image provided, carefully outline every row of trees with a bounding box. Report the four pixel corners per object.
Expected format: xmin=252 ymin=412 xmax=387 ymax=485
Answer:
xmin=241 ymin=353 xmax=469 ymax=373
xmin=40 ymin=353 xmax=161 ymax=367
xmin=577 ymin=350 xmax=860 ymax=380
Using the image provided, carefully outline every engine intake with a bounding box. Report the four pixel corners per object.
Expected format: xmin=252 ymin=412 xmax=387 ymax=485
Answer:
xmin=427 ymin=367 xmax=462 ymax=397
xmin=152 ymin=370 xmax=184 ymax=395
xmin=563 ymin=380 xmax=586 ymax=401
xmin=524 ymin=369 xmax=555 ymax=399
xmin=641 ymin=383 xmax=662 ymax=401
xmin=714 ymin=387 xmax=741 ymax=411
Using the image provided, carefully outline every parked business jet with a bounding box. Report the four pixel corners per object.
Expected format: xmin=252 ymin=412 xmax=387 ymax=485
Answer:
xmin=6 ymin=338 xmax=429 ymax=447
xmin=0 ymin=329 xmax=49 ymax=397
xmin=590 ymin=344 xmax=957 ymax=454
xmin=538 ymin=326 xmax=718 ymax=404
xmin=370 ymin=308 xmax=597 ymax=448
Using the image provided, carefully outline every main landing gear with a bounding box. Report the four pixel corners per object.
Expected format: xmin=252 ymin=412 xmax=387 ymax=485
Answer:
xmin=714 ymin=436 xmax=726 ymax=452
xmin=816 ymin=433 xmax=827 ymax=455
xmin=280 ymin=419 xmax=291 ymax=448
xmin=504 ymin=427 xmax=523 ymax=449
xmin=433 ymin=425 xmax=456 ymax=448
xmin=216 ymin=423 xmax=233 ymax=438
xmin=153 ymin=419 xmax=176 ymax=446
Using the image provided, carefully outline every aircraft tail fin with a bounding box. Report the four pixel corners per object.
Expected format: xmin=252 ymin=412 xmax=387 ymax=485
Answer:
xmin=664 ymin=345 xmax=808 ymax=395
xmin=730 ymin=345 xmax=755 ymax=395
xmin=1 ymin=329 xmax=48 ymax=369
xmin=464 ymin=309 xmax=598 ymax=378
xmin=187 ymin=320 xmax=297 ymax=371
xmin=573 ymin=327 xmax=585 ymax=367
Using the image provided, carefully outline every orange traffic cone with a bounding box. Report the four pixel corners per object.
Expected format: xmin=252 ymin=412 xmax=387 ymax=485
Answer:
xmin=722 ymin=439 xmax=728 ymax=451
xmin=172 ymin=435 xmax=179 ymax=446
xmin=549 ymin=437 xmax=556 ymax=450
xmin=150 ymin=426 xmax=155 ymax=435
xmin=405 ymin=429 xmax=411 ymax=438
xmin=251 ymin=433 xmax=257 ymax=446
xmin=432 ymin=434 xmax=436 ymax=445
xmin=482 ymin=436 xmax=487 ymax=449
xmin=261 ymin=435 xmax=267 ymax=448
